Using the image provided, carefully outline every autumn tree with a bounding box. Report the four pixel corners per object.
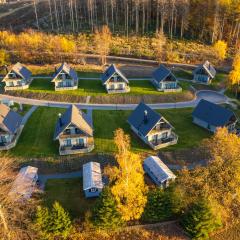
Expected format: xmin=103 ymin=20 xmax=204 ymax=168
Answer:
xmin=105 ymin=128 xmax=148 ymax=221
xmin=177 ymin=128 xmax=240 ymax=223
xmin=213 ymin=40 xmax=227 ymax=61
xmin=93 ymin=25 xmax=112 ymax=65
xmin=0 ymin=49 xmax=9 ymax=66
xmin=151 ymin=30 xmax=167 ymax=63
xmin=91 ymin=187 xmax=123 ymax=229
xmin=228 ymin=52 xmax=240 ymax=96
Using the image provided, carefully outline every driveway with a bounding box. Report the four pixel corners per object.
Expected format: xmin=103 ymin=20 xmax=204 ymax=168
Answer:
xmin=0 ymin=90 xmax=228 ymax=110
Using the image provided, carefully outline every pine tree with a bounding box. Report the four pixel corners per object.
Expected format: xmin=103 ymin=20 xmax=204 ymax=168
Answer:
xmin=49 ymin=201 xmax=72 ymax=239
xmin=92 ymin=187 xmax=123 ymax=229
xmin=181 ymin=199 xmax=222 ymax=240
xmin=35 ymin=202 xmax=72 ymax=240
xmin=142 ymin=186 xmax=183 ymax=223
xmin=35 ymin=206 xmax=51 ymax=239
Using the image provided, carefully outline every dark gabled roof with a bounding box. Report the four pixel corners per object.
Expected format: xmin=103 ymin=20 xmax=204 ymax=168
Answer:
xmin=152 ymin=65 xmax=176 ymax=83
xmin=52 ymin=62 xmax=78 ymax=82
xmin=128 ymin=102 xmax=162 ymax=137
xmin=101 ymin=64 xmax=129 ymax=84
xmin=192 ymin=99 xmax=237 ymax=127
xmin=3 ymin=62 xmax=32 ymax=82
xmin=194 ymin=61 xmax=216 ymax=78
xmin=0 ymin=104 xmax=22 ymax=134
xmin=54 ymin=105 xmax=93 ymax=140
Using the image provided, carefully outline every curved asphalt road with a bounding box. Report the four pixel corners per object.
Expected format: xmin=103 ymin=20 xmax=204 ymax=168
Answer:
xmin=0 ymin=90 xmax=227 ymax=110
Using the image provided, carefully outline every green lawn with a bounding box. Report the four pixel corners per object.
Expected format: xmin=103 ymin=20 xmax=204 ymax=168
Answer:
xmin=173 ymin=69 xmax=193 ymax=80
xmin=10 ymin=107 xmax=211 ymax=157
xmin=44 ymin=178 xmax=96 ymax=218
xmin=94 ymin=108 xmax=211 ymax=153
xmin=10 ymin=107 xmax=65 ymax=157
xmin=27 ymin=78 xmax=190 ymax=96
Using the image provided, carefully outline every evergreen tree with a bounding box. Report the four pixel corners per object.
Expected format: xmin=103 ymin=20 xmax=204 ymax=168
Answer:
xmin=142 ymin=186 xmax=183 ymax=223
xmin=35 ymin=202 xmax=72 ymax=240
xmin=92 ymin=187 xmax=123 ymax=229
xmin=181 ymin=199 xmax=222 ymax=240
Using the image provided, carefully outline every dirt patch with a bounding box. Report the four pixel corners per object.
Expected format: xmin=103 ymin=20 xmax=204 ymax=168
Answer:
xmin=159 ymin=147 xmax=209 ymax=166
xmin=19 ymin=153 xmax=116 ymax=174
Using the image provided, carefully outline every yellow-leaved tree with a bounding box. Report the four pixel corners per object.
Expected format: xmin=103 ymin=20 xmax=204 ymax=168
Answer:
xmin=105 ymin=128 xmax=148 ymax=221
xmin=177 ymin=128 xmax=240 ymax=222
xmin=213 ymin=40 xmax=227 ymax=61
xmin=151 ymin=30 xmax=166 ymax=63
xmin=228 ymin=52 xmax=240 ymax=96
xmin=93 ymin=25 xmax=111 ymax=65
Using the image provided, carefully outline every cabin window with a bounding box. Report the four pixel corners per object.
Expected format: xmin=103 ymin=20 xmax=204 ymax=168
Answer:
xmin=78 ymin=138 xmax=85 ymax=146
xmin=64 ymin=139 xmax=72 ymax=146
xmin=89 ymin=188 xmax=97 ymax=192
xmin=161 ymin=132 xmax=168 ymax=139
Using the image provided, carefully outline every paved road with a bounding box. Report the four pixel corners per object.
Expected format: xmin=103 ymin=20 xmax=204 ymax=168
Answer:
xmin=0 ymin=90 xmax=228 ymax=110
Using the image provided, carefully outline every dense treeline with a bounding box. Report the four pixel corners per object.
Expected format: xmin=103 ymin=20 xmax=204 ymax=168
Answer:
xmin=31 ymin=0 xmax=240 ymax=46
xmin=0 ymin=30 xmax=217 ymax=65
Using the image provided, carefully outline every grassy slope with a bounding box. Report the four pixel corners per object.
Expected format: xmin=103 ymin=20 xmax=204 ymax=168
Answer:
xmin=9 ymin=107 xmax=210 ymax=157
xmin=44 ymin=178 xmax=96 ymax=218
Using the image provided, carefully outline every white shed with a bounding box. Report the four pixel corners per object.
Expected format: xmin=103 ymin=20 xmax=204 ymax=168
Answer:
xmin=9 ymin=166 xmax=38 ymax=200
xmin=83 ymin=162 xmax=103 ymax=198
xmin=143 ymin=156 xmax=176 ymax=187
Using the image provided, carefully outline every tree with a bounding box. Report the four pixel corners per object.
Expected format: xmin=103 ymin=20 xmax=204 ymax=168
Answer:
xmin=176 ymin=128 xmax=240 ymax=223
xmin=93 ymin=25 xmax=112 ymax=65
xmin=91 ymin=187 xmax=123 ymax=229
xmin=228 ymin=52 xmax=240 ymax=97
xmin=213 ymin=40 xmax=227 ymax=61
xmin=0 ymin=49 xmax=9 ymax=66
xmin=142 ymin=186 xmax=183 ymax=223
xmin=151 ymin=30 xmax=167 ymax=63
xmin=105 ymin=128 xmax=148 ymax=221
xmin=35 ymin=201 xmax=72 ymax=239
xmin=181 ymin=199 xmax=222 ymax=240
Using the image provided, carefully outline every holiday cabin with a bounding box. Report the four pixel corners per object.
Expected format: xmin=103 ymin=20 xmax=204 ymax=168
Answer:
xmin=101 ymin=64 xmax=130 ymax=93
xmin=127 ymin=102 xmax=178 ymax=150
xmin=52 ymin=62 xmax=78 ymax=91
xmin=2 ymin=62 xmax=32 ymax=91
xmin=54 ymin=105 xmax=94 ymax=155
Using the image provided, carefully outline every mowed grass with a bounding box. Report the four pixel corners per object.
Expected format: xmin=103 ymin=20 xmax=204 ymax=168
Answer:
xmin=44 ymin=178 xmax=96 ymax=218
xmin=93 ymin=108 xmax=211 ymax=153
xmin=10 ymin=107 xmax=211 ymax=157
xmin=10 ymin=107 xmax=65 ymax=157
xmin=27 ymin=78 xmax=190 ymax=96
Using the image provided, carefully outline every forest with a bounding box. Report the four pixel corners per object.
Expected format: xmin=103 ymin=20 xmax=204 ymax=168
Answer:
xmin=28 ymin=0 xmax=240 ymax=46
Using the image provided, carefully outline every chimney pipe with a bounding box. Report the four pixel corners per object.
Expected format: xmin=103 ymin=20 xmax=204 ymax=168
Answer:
xmin=58 ymin=113 xmax=63 ymax=126
xmin=144 ymin=110 xmax=148 ymax=123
